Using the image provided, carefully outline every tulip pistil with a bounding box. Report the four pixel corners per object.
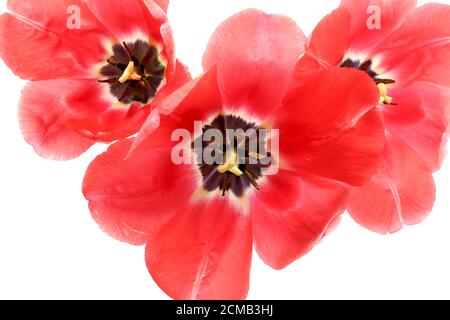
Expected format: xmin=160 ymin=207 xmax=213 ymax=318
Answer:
xmin=118 ymin=61 xmax=142 ymax=83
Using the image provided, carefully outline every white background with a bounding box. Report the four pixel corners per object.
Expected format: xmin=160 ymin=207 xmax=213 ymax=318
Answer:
xmin=0 ymin=0 xmax=449 ymax=300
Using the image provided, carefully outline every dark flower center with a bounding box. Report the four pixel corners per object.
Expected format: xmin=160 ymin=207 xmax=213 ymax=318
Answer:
xmin=193 ymin=114 xmax=273 ymax=198
xmin=341 ymin=58 xmax=396 ymax=105
xmin=99 ymin=40 xmax=166 ymax=104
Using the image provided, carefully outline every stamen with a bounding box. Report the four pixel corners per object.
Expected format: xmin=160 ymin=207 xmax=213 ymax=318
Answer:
xmin=245 ymin=171 xmax=260 ymax=191
xmin=98 ymin=78 xmax=117 ymax=84
xmin=107 ymin=58 xmax=118 ymax=66
xmin=123 ymin=42 xmax=133 ymax=58
xmin=222 ymin=174 xmax=231 ymax=197
xmin=359 ymin=60 xmax=372 ymax=72
xmin=118 ymin=61 xmax=142 ymax=84
xmin=375 ymin=79 xmax=396 ymax=85
xmin=143 ymin=78 xmax=158 ymax=93
xmin=118 ymin=83 xmax=133 ymax=102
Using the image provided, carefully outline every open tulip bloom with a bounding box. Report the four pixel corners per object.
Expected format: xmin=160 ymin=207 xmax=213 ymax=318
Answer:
xmin=296 ymin=0 xmax=450 ymax=234
xmin=83 ymin=9 xmax=385 ymax=299
xmin=0 ymin=0 xmax=190 ymax=160
xmin=0 ymin=0 xmax=449 ymax=301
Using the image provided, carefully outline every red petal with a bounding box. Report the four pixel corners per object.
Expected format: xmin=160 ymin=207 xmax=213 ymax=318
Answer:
xmin=19 ymin=78 xmax=149 ymax=146
xmin=349 ymin=135 xmax=436 ymax=234
xmin=142 ymin=0 xmax=176 ymax=76
xmin=0 ymin=9 xmax=107 ymax=80
xmin=154 ymin=60 xmax=192 ymax=109
xmin=146 ymin=199 xmax=252 ymax=300
xmin=83 ymin=69 xmax=222 ymax=244
xmin=252 ymin=171 xmax=347 ymax=270
xmin=341 ymin=0 xmax=417 ymax=52
xmin=130 ymin=67 xmax=222 ymax=154
xmin=302 ymin=8 xmax=351 ymax=68
xmin=279 ymin=68 xmax=384 ymax=186
xmin=282 ymin=67 xmax=379 ymax=135
xmin=83 ymin=137 xmax=198 ymax=245
xmin=19 ymin=81 xmax=95 ymax=160
xmin=283 ymin=108 xmax=385 ymax=186
xmin=376 ymin=4 xmax=450 ymax=88
xmin=151 ymin=0 xmax=169 ymax=12
xmin=203 ymin=9 xmax=305 ymax=120
xmin=66 ymin=105 xmax=149 ymax=143
xmin=86 ymin=0 xmax=166 ymax=42
xmin=384 ymin=83 xmax=449 ymax=171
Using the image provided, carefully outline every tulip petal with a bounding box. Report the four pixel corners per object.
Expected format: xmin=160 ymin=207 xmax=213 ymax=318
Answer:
xmin=303 ymin=8 xmax=351 ymax=68
xmin=203 ymin=9 xmax=306 ymax=120
xmin=83 ymin=69 xmax=222 ymax=244
xmin=341 ymin=0 xmax=417 ymax=52
xmin=151 ymin=0 xmax=169 ymax=12
xmin=384 ymin=82 xmax=449 ymax=171
xmin=252 ymin=172 xmax=347 ymax=270
xmin=0 ymin=12 xmax=106 ymax=80
xmin=146 ymin=199 xmax=252 ymax=300
xmin=282 ymin=67 xmax=379 ymax=135
xmin=18 ymin=80 xmax=102 ymax=160
xmin=376 ymin=4 xmax=450 ymax=88
xmin=86 ymin=0 xmax=165 ymax=42
xmin=349 ymin=135 xmax=436 ymax=234
xmin=83 ymin=137 xmax=198 ymax=245
xmin=279 ymin=68 xmax=384 ymax=186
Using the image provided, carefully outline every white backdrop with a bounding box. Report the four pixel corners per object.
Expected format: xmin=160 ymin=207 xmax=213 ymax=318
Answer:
xmin=0 ymin=0 xmax=449 ymax=300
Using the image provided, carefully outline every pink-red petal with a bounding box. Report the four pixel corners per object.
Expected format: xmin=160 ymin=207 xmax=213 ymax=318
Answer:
xmin=18 ymin=79 xmax=150 ymax=147
xmin=302 ymin=8 xmax=351 ymax=69
xmin=282 ymin=67 xmax=379 ymax=135
xmin=130 ymin=67 xmax=221 ymax=154
xmin=282 ymin=108 xmax=385 ymax=186
xmin=252 ymin=172 xmax=347 ymax=270
xmin=86 ymin=0 xmax=165 ymax=43
xmin=19 ymin=81 xmax=95 ymax=160
xmin=83 ymin=69 xmax=222 ymax=244
xmin=146 ymin=199 xmax=252 ymax=300
xmin=83 ymin=137 xmax=198 ymax=245
xmin=341 ymin=0 xmax=417 ymax=53
xmin=0 ymin=13 xmax=105 ymax=80
xmin=349 ymin=135 xmax=436 ymax=234
xmin=279 ymin=67 xmax=384 ymax=185
xmin=151 ymin=0 xmax=169 ymax=13
xmin=376 ymin=4 xmax=450 ymax=88
xmin=203 ymin=9 xmax=306 ymax=120
xmin=384 ymin=83 xmax=449 ymax=171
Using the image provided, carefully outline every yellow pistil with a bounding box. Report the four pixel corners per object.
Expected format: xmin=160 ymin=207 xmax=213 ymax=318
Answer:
xmin=217 ymin=150 xmax=243 ymax=176
xmin=377 ymin=83 xmax=393 ymax=104
xmin=119 ymin=61 xmax=142 ymax=83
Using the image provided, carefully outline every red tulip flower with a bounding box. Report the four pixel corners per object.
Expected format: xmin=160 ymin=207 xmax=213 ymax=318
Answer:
xmin=296 ymin=0 xmax=450 ymax=233
xmin=83 ymin=9 xmax=384 ymax=299
xmin=0 ymin=0 xmax=190 ymax=160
